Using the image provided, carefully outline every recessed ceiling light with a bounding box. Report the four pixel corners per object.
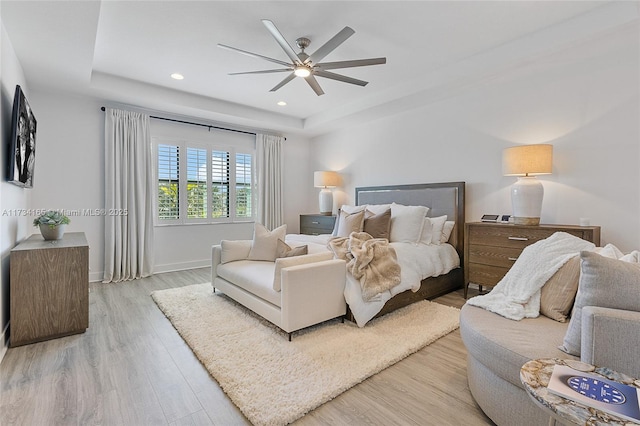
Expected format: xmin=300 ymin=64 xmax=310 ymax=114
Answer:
xmin=277 ymin=101 xmax=287 ymax=106
xmin=171 ymin=73 xmax=184 ymax=80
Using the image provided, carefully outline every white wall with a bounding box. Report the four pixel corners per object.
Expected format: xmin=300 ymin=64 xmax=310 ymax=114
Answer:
xmin=311 ymin=24 xmax=639 ymax=252
xmin=27 ymin=91 xmax=105 ymax=280
xmin=26 ymin=90 xmax=313 ymax=280
xmin=0 ymin=22 xmax=31 ymax=360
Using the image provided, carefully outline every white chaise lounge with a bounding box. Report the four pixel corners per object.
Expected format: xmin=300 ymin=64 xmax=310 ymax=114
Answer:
xmin=212 ymin=241 xmax=347 ymax=340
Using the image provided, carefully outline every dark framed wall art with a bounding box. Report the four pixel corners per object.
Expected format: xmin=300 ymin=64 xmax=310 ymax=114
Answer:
xmin=7 ymin=85 xmax=37 ymax=188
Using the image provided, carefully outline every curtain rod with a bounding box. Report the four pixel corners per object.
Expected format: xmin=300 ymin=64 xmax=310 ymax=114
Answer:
xmin=100 ymin=106 xmax=285 ymax=139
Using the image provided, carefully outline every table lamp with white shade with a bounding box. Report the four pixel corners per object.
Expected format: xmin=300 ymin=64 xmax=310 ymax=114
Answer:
xmin=314 ymin=171 xmax=339 ymax=215
xmin=503 ymin=144 xmax=553 ymax=226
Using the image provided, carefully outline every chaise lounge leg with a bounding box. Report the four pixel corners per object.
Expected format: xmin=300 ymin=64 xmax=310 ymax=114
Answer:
xmin=288 ymin=332 xmax=292 ymax=342
xmin=341 ymin=316 xmax=345 ymax=323
xmin=213 ymin=287 xmax=216 ymax=293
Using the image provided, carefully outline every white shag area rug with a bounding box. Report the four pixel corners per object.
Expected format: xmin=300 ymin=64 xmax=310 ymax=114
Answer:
xmin=151 ymin=283 xmax=460 ymax=426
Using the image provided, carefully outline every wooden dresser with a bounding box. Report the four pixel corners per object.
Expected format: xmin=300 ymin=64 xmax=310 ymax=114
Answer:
xmin=300 ymin=214 xmax=336 ymax=235
xmin=464 ymin=222 xmax=600 ymax=298
xmin=10 ymin=232 xmax=89 ymax=346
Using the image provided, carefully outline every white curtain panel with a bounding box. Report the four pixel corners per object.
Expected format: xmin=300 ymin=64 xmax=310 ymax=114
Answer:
xmin=256 ymin=134 xmax=284 ymax=229
xmin=103 ymin=108 xmax=154 ymax=283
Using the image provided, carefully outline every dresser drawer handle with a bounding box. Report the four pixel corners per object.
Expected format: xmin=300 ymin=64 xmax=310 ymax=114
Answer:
xmin=508 ymin=236 xmax=528 ymax=241
xmin=508 ymin=257 xmax=518 ymax=261
xmin=311 ymin=221 xmax=319 ymax=224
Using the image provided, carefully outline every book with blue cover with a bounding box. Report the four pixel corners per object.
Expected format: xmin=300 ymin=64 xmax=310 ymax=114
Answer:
xmin=548 ymin=364 xmax=640 ymax=423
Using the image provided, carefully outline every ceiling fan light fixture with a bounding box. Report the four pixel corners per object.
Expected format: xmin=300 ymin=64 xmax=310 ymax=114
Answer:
xmin=219 ymin=20 xmax=386 ymax=95
xmin=294 ymin=66 xmax=311 ymax=78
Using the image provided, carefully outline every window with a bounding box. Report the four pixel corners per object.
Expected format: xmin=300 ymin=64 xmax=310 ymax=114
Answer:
xmin=157 ymin=144 xmax=179 ymax=220
xmin=236 ymin=153 xmax=253 ymax=219
xmin=211 ymin=150 xmax=230 ymax=218
xmin=186 ymin=147 xmax=207 ymax=219
xmin=154 ymin=140 xmax=254 ymax=225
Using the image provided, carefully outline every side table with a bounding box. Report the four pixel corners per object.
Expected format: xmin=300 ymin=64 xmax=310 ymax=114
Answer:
xmin=520 ymin=358 xmax=640 ymax=425
xmin=10 ymin=232 xmax=89 ymax=346
xmin=300 ymin=214 xmax=336 ymax=235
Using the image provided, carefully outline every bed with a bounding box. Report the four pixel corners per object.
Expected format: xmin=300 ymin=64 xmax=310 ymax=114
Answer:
xmin=288 ymin=181 xmax=465 ymax=326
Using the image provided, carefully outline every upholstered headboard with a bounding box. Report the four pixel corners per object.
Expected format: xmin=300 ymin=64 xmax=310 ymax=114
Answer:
xmin=355 ymin=182 xmax=465 ymax=259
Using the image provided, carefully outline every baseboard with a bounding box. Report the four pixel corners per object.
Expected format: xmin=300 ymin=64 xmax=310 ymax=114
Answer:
xmin=0 ymin=322 xmax=9 ymax=364
xmin=153 ymin=259 xmax=210 ymax=274
xmin=89 ymin=260 xmax=210 ymax=282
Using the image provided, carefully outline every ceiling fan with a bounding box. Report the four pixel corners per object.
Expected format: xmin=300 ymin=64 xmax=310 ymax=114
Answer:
xmin=218 ymin=20 xmax=386 ymax=96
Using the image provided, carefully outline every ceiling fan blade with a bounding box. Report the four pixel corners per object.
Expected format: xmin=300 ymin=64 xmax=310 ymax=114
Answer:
xmin=306 ymin=26 xmax=355 ymax=65
xmin=261 ymin=20 xmax=302 ymax=65
xmin=314 ymin=70 xmax=368 ymax=87
xmin=218 ymin=44 xmax=291 ymax=67
xmin=269 ymin=73 xmax=296 ymax=92
xmin=229 ymin=69 xmax=292 ymax=75
xmin=304 ymin=75 xmax=325 ymax=96
xmin=316 ymin=57 xmax=386 ymax=70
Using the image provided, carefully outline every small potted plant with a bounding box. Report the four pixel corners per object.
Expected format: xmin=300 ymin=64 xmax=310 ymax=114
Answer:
xmin=33 ymin=210 xmax=70 ymax=240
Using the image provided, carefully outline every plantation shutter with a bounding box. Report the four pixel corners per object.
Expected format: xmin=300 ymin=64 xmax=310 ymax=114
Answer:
xmin=157 ymin=144 xmax=179 ymax=220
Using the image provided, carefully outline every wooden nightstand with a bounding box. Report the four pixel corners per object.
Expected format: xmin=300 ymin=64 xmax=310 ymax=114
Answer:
xmin=300 ymin=214 xmax=336 ymax=235
xmin=464 ymin=222 xmax=600 ymax=298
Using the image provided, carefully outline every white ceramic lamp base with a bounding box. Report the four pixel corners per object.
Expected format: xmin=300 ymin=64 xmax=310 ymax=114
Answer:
xmin=511 ymin=176 xmax=544 ymax=225
xmin=319 ymin=189 xmax=333 ymax=215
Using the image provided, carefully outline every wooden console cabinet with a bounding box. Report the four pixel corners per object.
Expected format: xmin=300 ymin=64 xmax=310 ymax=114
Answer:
xmin=10 ymin=232 xmax=89 ymax=347
xmin=464 ymin=222 xmax=600 ymax=298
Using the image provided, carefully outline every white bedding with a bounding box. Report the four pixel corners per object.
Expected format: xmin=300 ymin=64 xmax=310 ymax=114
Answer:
xmin=285 ymin=234 xmax=460 ymax=327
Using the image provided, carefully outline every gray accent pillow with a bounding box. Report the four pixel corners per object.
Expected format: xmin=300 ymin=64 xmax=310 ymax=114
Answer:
xmin=332 ymin=205 xmax=365 ymax=236
xmin=276 ymin=239 xmax=308 ymax=258
xmin=559 ymin=251 xmax=640 ymax=355
xmin=540 ymin=256 xmax=581 ymax=322
xmin=335 ymin=210 xmax=365 ymax=237
xmin=363 ymin=208 xmax=391 ymax=239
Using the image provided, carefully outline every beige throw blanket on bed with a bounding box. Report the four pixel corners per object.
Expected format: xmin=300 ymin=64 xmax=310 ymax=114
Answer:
xmin=329 ymin=232 xmax=401 ymax=301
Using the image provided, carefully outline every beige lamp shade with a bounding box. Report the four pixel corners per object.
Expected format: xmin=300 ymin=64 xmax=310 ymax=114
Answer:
xmin=314 ymin=171 xmax=340 ymax=188
xmin=502 ymin=144 xmax=553 ymax=176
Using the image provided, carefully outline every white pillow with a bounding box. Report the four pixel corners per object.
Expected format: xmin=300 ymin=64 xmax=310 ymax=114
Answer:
xmin=429 ymin=215 xmax=448 ymax=245
xmin=621 ymin=251 xmax=640 ymax=263
xmin=390 ymin=203 xmax=429 ymax=243
xmin=440 ymin=221 xmax=455 ymax=244
xmin=220 ymin=240 xmax=252 ymax=264
xmin=419 ymin=217 xmax=433 ymax=245
xmin=595 ymin=243 xmax=625 ymax=259
xmin=248 ymin=223 xmax=287 ymax=261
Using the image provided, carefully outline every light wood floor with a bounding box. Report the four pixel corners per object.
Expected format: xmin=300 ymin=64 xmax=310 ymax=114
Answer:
xmin=0 ymin=268 xmax=494 ymax=426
